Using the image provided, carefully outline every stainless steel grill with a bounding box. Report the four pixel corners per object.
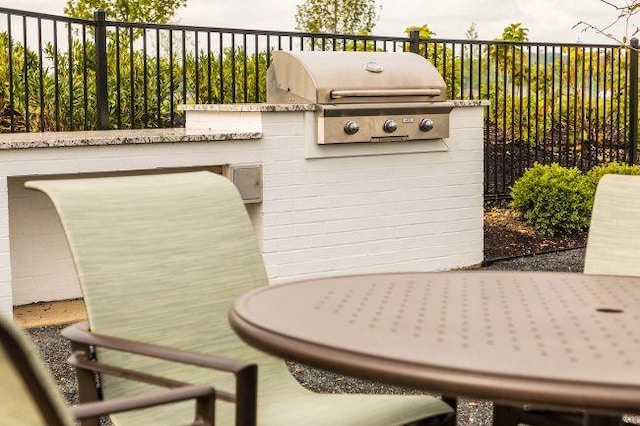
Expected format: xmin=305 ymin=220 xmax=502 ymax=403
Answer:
xmin=267 ymin=51 xmax=453 ymax=145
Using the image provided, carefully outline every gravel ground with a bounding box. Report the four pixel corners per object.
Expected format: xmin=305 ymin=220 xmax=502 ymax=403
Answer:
xmin=28 ymin=247 xmax=634 ymax=426
xmin=483 ymin=248 xmax=586 ymax=272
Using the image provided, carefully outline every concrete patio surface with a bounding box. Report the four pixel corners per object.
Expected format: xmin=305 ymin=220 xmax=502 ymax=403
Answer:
xmin=15 ymin=299 xmax=86 ymax=328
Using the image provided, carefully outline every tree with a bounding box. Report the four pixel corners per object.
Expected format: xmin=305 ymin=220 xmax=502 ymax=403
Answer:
xmin=404 ymin=24 xmax=436 ymax=40
xmin=64 ymin=0 xmax=186 ymax=23
xmin=465 ymin=22 xmax=478 ymax=40
xmin=402 ymin=25 xmax=461 ymax=97
xmin=574 ymin=0 xmax=640 ymax=46
xmin=499 ymin=22 xmax=529 ymax=42
xmin=295 ymin=0 xmax=380 ymax=35
xmin=492 ymin=22 xmax=529 ymax=84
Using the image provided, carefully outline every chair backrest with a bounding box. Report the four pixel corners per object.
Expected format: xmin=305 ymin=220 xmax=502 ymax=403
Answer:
xmin=26 ymin=172 xmax=271 ymax=412
xmin=0 ymin=315 xmax=75 ymax=426
xmin=584 ymin=174 xmax=640 ymax=276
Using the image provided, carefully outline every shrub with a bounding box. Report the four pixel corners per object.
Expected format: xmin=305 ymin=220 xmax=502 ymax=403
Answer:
xmin=586 ymin=162 xmax=640 ymax=190
xmin=510 ymin=163 xmax=592 ymax=236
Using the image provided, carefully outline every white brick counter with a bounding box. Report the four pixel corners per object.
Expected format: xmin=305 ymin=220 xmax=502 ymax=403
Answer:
xmin=0 ymin=128 xmax=264 ymax=313
xmin=0 ymin=101 xmax=486 ymax=316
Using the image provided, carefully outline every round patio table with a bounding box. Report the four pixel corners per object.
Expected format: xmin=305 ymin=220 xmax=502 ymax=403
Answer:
xmin=230 ymin=271 xmax=640 ymax=422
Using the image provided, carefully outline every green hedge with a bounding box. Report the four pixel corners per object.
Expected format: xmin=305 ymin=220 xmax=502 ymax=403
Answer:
xmin=510 ymin=162 xmax=640 ymax=236
xmin=510 ymin=163 xmax=592 ymax=236
xmin=586 ymin=162 xmax=640 ymax=189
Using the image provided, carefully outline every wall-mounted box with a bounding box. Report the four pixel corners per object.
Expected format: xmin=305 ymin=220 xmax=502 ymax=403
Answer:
xmin=230 ymin=165 xmax=262 ymax=204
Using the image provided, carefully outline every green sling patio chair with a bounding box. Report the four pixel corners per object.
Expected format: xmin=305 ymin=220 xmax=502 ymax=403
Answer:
xmin=584 ymin=173 xmax=640 ymax=277
xmin=26 ymin=171 xmax=453 ymax=426
xmin=493 ymin=174 xmax=639 ymax=426
xmin=0 ymin=314 xmax=216 ymax=426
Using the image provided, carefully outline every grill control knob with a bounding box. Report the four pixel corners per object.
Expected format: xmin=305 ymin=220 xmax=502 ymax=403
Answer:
xmin=383 ymin=119 xmax=398 ymax=133
xmin=344 ymin=120 xmax=360 ymax=135
xmin=419 ymin=118 xmax=435 ymax=132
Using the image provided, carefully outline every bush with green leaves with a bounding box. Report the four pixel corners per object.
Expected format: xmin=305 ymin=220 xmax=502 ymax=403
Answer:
xmin=586 ymin=162 xmax=640 ymax=190
xmin=510 ymin=163 xmax=593 ymax=236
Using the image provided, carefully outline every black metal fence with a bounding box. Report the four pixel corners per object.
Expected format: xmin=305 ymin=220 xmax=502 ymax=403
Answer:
xmin=0 ymin=7 xmax=637 ymax=198
xmin=411 ymin=37 xmax=638 ymax=197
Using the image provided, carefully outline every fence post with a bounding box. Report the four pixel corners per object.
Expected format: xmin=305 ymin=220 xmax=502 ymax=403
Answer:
xmin=629 ymin=38 xmax=638 ymax=165
xmin=94 ymin=9 xmax=109 ymax=130
xmin=409 ymin=30 xmax=420 ymax=54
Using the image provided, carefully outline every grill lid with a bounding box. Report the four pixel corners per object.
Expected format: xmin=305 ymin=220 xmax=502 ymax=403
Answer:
xmin=267 ymin=51 xmax=447 ymax=105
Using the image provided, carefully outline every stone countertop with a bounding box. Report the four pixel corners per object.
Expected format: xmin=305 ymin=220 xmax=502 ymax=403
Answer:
xmin=179 ymin=103 xmax=316 ymax=112
xmin=0 ymin=128 xmax=262 ymax=150
xmin=180 ymin=101 xmax=488 ymax=111
xmin=451 ymin=100 xmax=490 ymax=107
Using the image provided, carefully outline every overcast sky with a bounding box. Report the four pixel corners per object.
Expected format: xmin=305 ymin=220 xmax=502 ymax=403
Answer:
xmin=4 ymin=0 xmax=632 ymax=44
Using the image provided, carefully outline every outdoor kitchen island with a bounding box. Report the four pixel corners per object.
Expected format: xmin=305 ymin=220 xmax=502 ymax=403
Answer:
xmin=0 ymin=99 xmax=486 ymax=316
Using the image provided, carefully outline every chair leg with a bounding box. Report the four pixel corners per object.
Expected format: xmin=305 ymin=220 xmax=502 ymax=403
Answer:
xmin=493 ymin=403 xmax=526 ymax=425
xmin=404 ymin=412 xmax=455 ymax=426
xmin=404 ymin=396 xmax=457 ymax=426
xmin=194 ymin=393 xmax=216 ymax=426
xmin=493 ymin=403 xmax=623 ymax=426
xmin=70 ymin=341 xmax=101 ymax=426
xmin=234 ymin=364 xmax=257 ymax=426
xmin=441 ymin=396 xmax=457 ymax=411
xmin=582 ymin=414 xmax=624 ymax=426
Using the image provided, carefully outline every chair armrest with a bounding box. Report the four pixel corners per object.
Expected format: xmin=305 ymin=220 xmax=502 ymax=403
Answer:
xmin=68 ymin=351 xmax=221 ymax=396
xmin=63 ymin=321 xmax=251 ymax=373
xmin=72 ymin=383 xmax=215 ymax=422
xmin=63 ymin=321 xmax=257 ymax=426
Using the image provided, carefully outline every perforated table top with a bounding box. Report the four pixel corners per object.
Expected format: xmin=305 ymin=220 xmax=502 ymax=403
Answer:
xmin=230 ymin=271 xmax=640 ymax=415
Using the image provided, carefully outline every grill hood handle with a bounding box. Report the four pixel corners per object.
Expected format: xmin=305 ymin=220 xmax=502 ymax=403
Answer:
xmin=330 ymin=88 xmax=441 ymax=99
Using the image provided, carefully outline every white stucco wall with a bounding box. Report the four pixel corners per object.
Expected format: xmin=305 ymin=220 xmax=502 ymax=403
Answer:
xmin=0 ymin=105 xmax=484 ymax=314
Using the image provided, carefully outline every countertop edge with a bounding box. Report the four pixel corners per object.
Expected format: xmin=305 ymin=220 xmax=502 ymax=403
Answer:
xmin=180 ymin=101 xmax=488 ymax=110
xmin=0 ymin=130 xmax=262 ymax=150
xmin=451 ymin=100 xmax=490 ymax=107
xmin=179 ymin=103 xmax=316 ymax=112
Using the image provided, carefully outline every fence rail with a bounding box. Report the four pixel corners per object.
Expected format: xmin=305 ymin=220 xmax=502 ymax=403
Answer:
xmin=0 ymin=7 xmax=637 ymax=198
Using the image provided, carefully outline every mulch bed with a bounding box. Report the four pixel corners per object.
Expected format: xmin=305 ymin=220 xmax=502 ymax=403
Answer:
xmin=484 ymin=200 xmax=588 ymax=261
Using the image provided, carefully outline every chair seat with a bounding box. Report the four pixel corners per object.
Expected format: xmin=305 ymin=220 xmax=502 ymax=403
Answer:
xmin=109 ymin=389 xmax=451 ymax=426
xmin=103 ymin=354 xmax=451 ymax=425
